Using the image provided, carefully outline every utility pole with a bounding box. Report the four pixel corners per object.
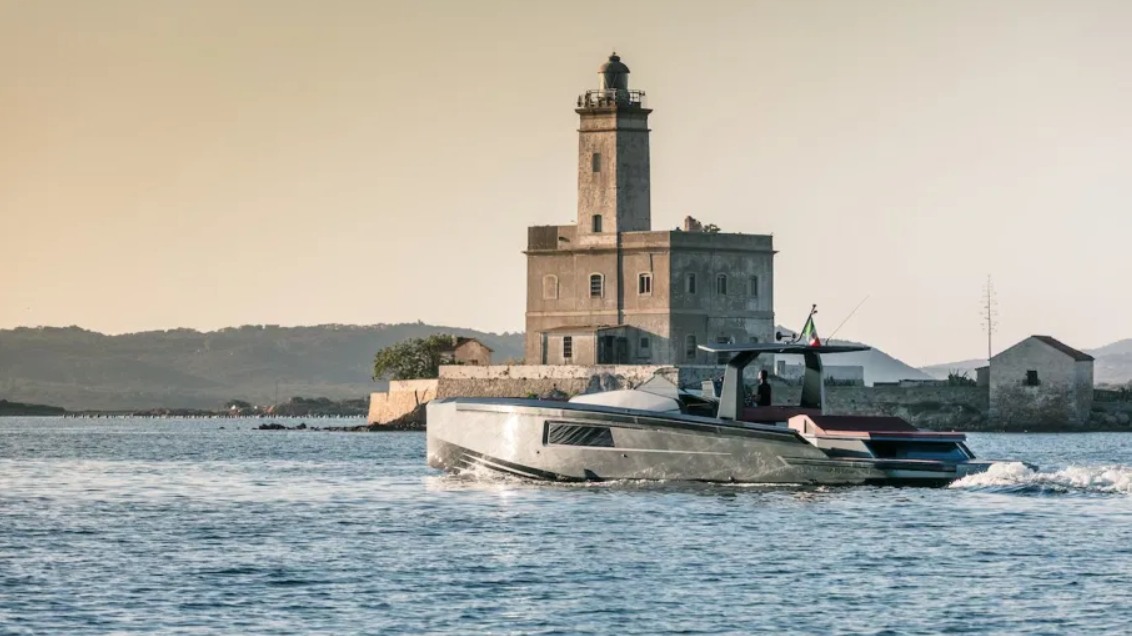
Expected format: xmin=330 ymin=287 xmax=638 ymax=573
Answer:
xmin=981 ymin=275 xmax=998 ymax=364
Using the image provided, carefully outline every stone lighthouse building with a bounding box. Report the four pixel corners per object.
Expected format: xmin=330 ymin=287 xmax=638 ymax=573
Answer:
xmin=524 ymin=53 xmax=776 ymax=366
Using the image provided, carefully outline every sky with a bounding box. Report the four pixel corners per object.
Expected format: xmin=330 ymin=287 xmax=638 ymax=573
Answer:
xmin=3 ymin=0 xmax=1131 ymax=366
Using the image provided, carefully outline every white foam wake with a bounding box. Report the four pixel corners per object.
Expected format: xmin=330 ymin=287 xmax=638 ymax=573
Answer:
xmin=950 ymin=461 xmax=1132 ymax=495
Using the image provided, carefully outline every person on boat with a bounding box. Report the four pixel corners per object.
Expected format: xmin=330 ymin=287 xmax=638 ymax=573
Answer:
xmin=754 ymin=369 xmax=772 ymax=407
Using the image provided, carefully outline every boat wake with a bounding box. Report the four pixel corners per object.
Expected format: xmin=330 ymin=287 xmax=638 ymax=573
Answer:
xmin=950 ymin=462 xmax=1132 ymax=496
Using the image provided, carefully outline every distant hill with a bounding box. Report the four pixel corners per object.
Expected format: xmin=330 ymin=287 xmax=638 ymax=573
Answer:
xmin=772 ymin=327 xmax=933 ymax=386
xmin=919 ymin=358 xmax=986 ymax=381
xmin=0 ymin=322 xmax=941 ymax=410
xmin=920 ymin=338 xmax=1132 ymax=386
xmin=0 ymin=324 xmax=525 ymax=411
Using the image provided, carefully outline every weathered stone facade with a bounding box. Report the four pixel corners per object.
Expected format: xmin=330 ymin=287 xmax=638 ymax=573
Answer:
xmin=988 ymin=335 xmax=1094 ymax=428
xmin=524 ymin=54 xmax=774 ymax=366
xmin=442 ymin=338 xmax=492 ymax=366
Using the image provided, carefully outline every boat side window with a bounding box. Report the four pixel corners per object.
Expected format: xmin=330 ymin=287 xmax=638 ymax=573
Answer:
xmin=867 ymin=441 xmax=968 ymax=462
xmin=545 ymin=422 xmax=614 ymax=448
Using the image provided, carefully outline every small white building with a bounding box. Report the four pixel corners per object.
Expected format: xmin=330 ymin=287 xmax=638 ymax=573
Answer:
xmin=989 ymin=335 xmax=1094 ymax=428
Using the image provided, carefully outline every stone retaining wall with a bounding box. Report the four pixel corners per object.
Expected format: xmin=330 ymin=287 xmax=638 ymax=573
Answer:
xmin=370 ymin=364 xmax=1128 ymax=431
xmin=774 ymin=385 xmax=989 ymax=431
xmin=368 ymin=379 xmax=438 ymax=424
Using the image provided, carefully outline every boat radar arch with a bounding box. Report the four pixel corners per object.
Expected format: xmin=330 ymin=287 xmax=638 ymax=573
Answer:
xmin=696 ymin=343 xmax=870 ymax=421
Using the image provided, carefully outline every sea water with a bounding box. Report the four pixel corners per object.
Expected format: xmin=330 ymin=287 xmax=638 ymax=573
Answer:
xmin=3 ymin=417 xmax=1132 ymax=635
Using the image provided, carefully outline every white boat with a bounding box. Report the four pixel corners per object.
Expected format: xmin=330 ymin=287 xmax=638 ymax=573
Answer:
xmin=427 ymin=341 xmax=1032 ymax=486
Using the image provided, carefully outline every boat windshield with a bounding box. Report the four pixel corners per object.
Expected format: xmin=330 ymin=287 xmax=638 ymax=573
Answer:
xmin=636 ymin=373 xmax=718 ymax=417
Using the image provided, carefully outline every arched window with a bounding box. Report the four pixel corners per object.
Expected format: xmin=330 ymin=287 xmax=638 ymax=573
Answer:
xmin=716 ymin=274 xmax=728 ymax=295
xmin=686 ymin=273 xmax=697 ymax=295
xmin=542 ymin=275 xmax=558 ymax=300
xmin=638 ymin=273 xmax=652 ymax=295
xmin=685 ymin=334 xmax=697 ymax=361
xmin=589 ymin=273 xmax=604 ymax=298
xmin=592 ymin=214 xmax=603 ymax=233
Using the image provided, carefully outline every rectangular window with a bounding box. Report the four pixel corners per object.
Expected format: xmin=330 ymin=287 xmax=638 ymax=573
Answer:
xmin=543 ymin=275 xmax=558 ymax=300
xmin=638 ymin=273 xmax=652 ymax=295
xmin=1025 ymin=370 xmax=1040 ymax=386
xmin=640 ymin=337 xmax=650 ymax=350
xmin=592 ymin=152 xmax=601 ymax=172
xmin=563 ymin=336 xmax=573 ymax=360
xmin=686 ymin=273 xmax=697 ymax=295
xmin=749 ymin=276 xmax=759 ymax=296
xmin=716 ymin=336 xmax=730 ymax=365
xmin=685 ymin=335 xmax=697 ymax=361
xmin=716 ymin=274 xmax=727 ymax=295
xmin=546 ymin=422 xmax=614 ymax=448
xmin=589 ymin=274 xmax=603 ymax=298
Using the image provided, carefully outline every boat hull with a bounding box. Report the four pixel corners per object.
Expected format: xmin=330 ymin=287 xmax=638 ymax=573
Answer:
xmin=426 ymin=398 xmax=990 ymax=486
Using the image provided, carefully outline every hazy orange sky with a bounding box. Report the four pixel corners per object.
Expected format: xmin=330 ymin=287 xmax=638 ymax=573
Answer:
xmin=3 ymin=0 xmax=1131 ymax=366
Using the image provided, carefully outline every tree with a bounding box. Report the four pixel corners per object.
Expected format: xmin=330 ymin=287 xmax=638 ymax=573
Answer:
xmin=372 ymin=334 xmax=456 ymax=381
xmin=947 ymin=370 xmax=976 ymax=387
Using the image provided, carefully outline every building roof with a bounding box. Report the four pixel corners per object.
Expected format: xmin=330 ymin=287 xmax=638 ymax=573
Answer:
xmin=1031 ymin=335 xmax=1094 ymax=362
xmin=439 ymin=337 xmax=493 ymax=353
xmin=1032 ymin=334 xmax=1091 ymax=359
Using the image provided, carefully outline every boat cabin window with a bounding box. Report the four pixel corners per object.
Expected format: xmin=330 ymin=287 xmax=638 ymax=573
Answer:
xmin=867 ymin=441 xmax=970 ymax=462
xmin=545 ymin=422 xmax=614 ymax=448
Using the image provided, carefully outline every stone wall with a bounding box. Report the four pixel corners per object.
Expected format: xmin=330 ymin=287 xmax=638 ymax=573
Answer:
xmin=772 ymin=385 xmax=989 ymax=431
xmin=436 ymin=365 xmax=696 ymax=399
xmin=373 ymin=365 xmax=1127 ymax=432
xmin=368 ymin=379 xmax=438 ymax=424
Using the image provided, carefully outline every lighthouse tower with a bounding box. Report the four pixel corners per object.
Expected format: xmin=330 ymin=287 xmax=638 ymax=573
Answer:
xmin=575 ymin=53 xmax=652 ymax=236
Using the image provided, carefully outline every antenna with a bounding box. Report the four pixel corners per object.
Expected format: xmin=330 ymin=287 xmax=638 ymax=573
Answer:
xmin=981 ymin=275 xmax=998 ymax=363
xmin=827 ymin=296 xmax=871 ymax=342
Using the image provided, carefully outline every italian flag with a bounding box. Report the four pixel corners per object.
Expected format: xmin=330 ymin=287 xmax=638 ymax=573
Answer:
xmin=800 ymin=314 xmax=822 ymax=347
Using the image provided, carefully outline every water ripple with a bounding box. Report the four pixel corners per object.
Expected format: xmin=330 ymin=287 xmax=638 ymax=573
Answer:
xmin=2 ymin=418 xmax=1132 ymax=634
